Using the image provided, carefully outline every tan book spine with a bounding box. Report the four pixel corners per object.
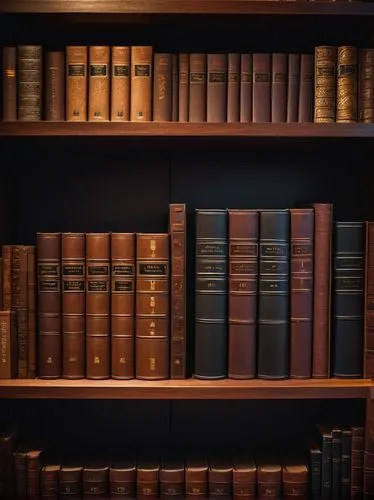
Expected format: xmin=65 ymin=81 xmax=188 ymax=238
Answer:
xmin=45 ymin=50 xmax=65 ymax=121
xmin=2 ymin=245 xmax=12 ymax=310
xmin=0 ymin=311 xmax=16 ymax=379
xmin=17 ymin=45 xmax=42 ymax=122
xmin=314 ymin=45 xmax=337 ymax=123
xmin=2 ymin=47 xmax=17 ymax=121
xmin=359 ymin=49 xmax=374 ymax=123
xmin=153 ymin=53 xmax=172 ymax=122
xmin=130 ymin=46 xmax=153 ymax=122
xmin=66 ymin=46 xmax=87 ymax=121
xmin=88 ymin=46 xmax=110 ymax=121
xmin=189 ymin=53 xmax=207 ymax=122
xmin=111 ymin=46 xmax=130 ymax=122
xmin=227 ymin=53 xmax=240 ymax=123
xmin=240 ymin=54 xmax=253 ymax=123
xmin=27 ymin=246 xmax=36 ymax=378
xmin=337 ymin=46 xmax=357 ymax=123
xmin=178 ymin=53 xmax=189 ymax=122
xmin=207 ymin=53 xmax=227 ymax=123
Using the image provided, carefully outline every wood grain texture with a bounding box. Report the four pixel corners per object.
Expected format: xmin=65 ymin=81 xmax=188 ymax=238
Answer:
xmin=0 ymin=378 xmax=370 ymax=399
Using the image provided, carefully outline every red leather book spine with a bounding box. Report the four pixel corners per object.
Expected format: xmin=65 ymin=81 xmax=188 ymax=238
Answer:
xmin=41 ymin=465 xmax=60 ymax=499
xmin=185 ymin=460 xmax=208 ymax=497
xmin=160 ymin=460 xmax=185 ymax=496
xmin=137 ymin=461 xmax=159 ymax=498
xmin=27 ymin=450 xmax=43 ymax=499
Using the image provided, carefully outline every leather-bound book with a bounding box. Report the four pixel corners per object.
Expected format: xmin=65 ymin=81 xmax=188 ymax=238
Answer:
xmin=136 ymin=233 xmax=169 ymax=380
xmin=314 ymin=46 xmax=337 ymax=123
xmin=287 ymin=54 xmax=300 ymax=123
xmin=137 ymin=460 xmax=159 ymax=498
xmin=337 ymin=46 xmax=358 ymax=123
xmin=62 ymin=233 xmax=85 ymax=379
xmin=45 ymin=50 xmax=64 ymax=121
xmin=41 ymin=464 xmax=60 ymax=499
xmin=2 ymin=245 xmax=12 ymax=310
xmin=172 ymin=54 xmax=178 ymax=121
xmin=66 ymin=46 xmax=87 ymax=121
xmin=341 ymin=428 xmax=352 ymax=500
xmin=308 ymin=440 xmax=322 ymax=500
xmin=12 ymin=245 xmax=29 ymax=378
xmin=111 ymin=233 xmax=135 ymax=379
xmin=37 ymin=233 xmax=62 ymax=379
xmin=2 ymin=47 xmax=17 ymax=121
xmin=109 ymin=461 xmax=136 ymax=497
xmin=240 ymin=54 xmax=252 ymax=123
xmin=257 ymin=461 xmax=282 ymax=500
xmin=317 ymin=425 xmax=332 ymax=499
xmin=194 ymin=209 xmax=228 ymax=379
xmin=298 ymin=54 xmax=313 ymax=123
xmin=59 ymin=465 xmax=83 ymax=498
xmin=111 ymin=46 xmax=130 ymax=122
xmin=311 ymin=203 xmax=333 ymax=378
xmin=332 ymin=222 xmax=364 ymax=378
xmin=0 ymin=311 xmax=16 ymax=379
xmin=131 ymin=46 xmax=153 ymax=122
xmin=83 ymin=464 xmax=109 ymax=498
xmin=89 ymin=46 xmax=110 ymax=121
xmin=189 ymin=54 xmax=207 ymax=122
xmin=27 ymin=246 xmax=37 ymax=378
xmin=178 ymin=53 xmax=189 ymax=122
xmin=208 ymin=459 xmax=232 ymax=498
xmin=228 ymin=209 xmax=258 ymax=379
xmin=160 ymin=458 xmax=185 ymax=496
xmin=13 ymin=447 xmax=28 ymax=499
xmin=27 ymin=449 xmax=43 ymax=499
xmin=86 ymin=233 xmax=110 ymax=379
xmin=207 ymin=54 xmax=227 ymax=123
xmin=253 ymin=53 xmax=271 ymax=123
xmin=351 ymin=426 xmax=364 ymax=498
xmin=17 ymin=45 xmax=42 ymax=121
xmin=290 ymin=208 xmax=314 ymax=379
xmin=364 ymin=402 xmax=374 ymax=497
xmin=282 ymin=461 xmax=308 ymax=500
xmin=359 ymin=49 xmax=374 ymax=123
xmin=271 ymin=53 xmax=287 ymax=123
xmin=258 ymin=209 xmax=290 ymax=379
xmin=365 ymin=222 xmax=374 ymax=377
xmin=153 ymin=53 xmax=172 ymax=121
xmin=185 ymin=458 xmax=208 ymax=497
xmin=227 ymin=53 xmax=240 ymax=123
xmin=232 ymin=456 xmax=256 ymax=498
xmin=169 ymin=204 xmax=187 ymax=379
xmin=331 ymin=427 xmax=342 ymax=499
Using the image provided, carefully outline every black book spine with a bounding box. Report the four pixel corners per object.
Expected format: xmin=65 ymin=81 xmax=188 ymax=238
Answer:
xmin=194 ymin=209 xmax=228 ymax=379
xmin=309 ymin=447 xmax=322 ymax=500
xmin=341 ymin=429 xmax=352 ymax=500
xmin=320 ymin=429 xmax=332 ymax=500
xmin=332 ymin=222 xmax=365 ymax=377
xmin=332 ymin=427 xmax=342 ymax=500
xmin=257 ymin=209 xmax=290 ymax=379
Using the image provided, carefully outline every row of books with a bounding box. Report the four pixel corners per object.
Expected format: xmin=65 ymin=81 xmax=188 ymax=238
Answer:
xmin=0 ymin=423 xmax=366 ymax=499
xmin=2 ymin=44 xmax=374 ymax=124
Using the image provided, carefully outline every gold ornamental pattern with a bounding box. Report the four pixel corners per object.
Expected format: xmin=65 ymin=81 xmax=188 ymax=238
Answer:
xmin=359 ymin=49 xmax=374 ymax=123
xmin=314 ymin=46 xmax=336 ymax=123
xmin=337 ymin=46 xmax=357 ymax=123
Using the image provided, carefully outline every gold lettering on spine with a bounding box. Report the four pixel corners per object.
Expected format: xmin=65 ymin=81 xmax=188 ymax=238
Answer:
xmin=314 ymin=46 xmax=337 ymax=122
xmin=337 ymin=46 xmax=357 ymax=123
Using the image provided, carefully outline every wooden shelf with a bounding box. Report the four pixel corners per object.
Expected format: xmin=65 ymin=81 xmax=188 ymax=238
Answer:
xmin=1 ymin=0 xmax=374 ymax=15
xmin=0 ymin=378 xmax=370 ymax=400
xmin=1 ymin=122 xmax=374 ymax=138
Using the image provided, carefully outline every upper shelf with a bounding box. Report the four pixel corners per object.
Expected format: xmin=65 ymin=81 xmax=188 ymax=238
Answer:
xmin=1 ymin=0 xmax=374 ymax=15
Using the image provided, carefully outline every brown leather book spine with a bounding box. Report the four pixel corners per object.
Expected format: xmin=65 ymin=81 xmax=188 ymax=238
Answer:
xmin=0 ymin=311 xmax=16 ymax=379
xmin=314 ymin=46 xmax=337 ymax=123
xmin=136 ymin=233 xmax=169 ymax=380
xmin=253 ymin=53 xmax=271 ymax=123
xmin=172 ymin=54 xmax=178 ymax=121
xmin=153 ymin=53 xmax=172 ymax=121
xmin=189 ymin=53 xmax=207 ymax=123
xmin=59 ymin=465 xmax=83 ymax=498
xmin=109 ymin=462 xmax=136 ymax=497
xmin=290 ymin=208 xmax=314 ymax=379
xmin=41 ymin=465 xmax=60 ymax=499
xmin=27 ymin=450 xmax=43 ymax=499
xmin=312 ymin=203 xmax=333 ymax=378
xmin=359 ymin=49 xmax=374 ymax=123
xmin=2 ymin=245 xmax=12 ymax=310
xmin=62 ymin=233 xmax=85 ymax=379
xmin=137 ymin=461 xmax=159 ymax=498
xmin=27 ymin=246 xmax=37 ymax=378
xmin=66 ymin=46 xmax=87 ymax=122
xmin=89 ymin=46 xmax=110 ymax=121
xmin=232 ymin=459 xmax=256 ymax=498
xmin=45 ymin=50 xmax=65 ymax=121
xmin=337 ymin=46 xmax=358 ymax=123
xmin=160 ymin=460 xmax=185 ymax=496
xmin=86 ymin=233 xmax=110 ymax=379
xmin=227 ymin=53 xmax=240 ymax=123
xmin=298 ymin=54 xmax=313 ymax=123
xmin=178 ymin=53 xmax=189 ymax=122
xmin=2 ymin=47 xmax=17 ymax=121
xmin=282 ymin=463 xmax=308 ymax=500
xmin=131 ymin=46 xmax=153 ymax=122
xmin=365 ymin=222 xmax=374 ymax=377
xmin=240 ymin=54 xmax=252 ymax=123
xmin=271 ymin=53 xmax=287 ymax=123
xmin=37 ymin=232 xmax=62 ymax=379
xmin=169 ymin=204 xmax=187 ymax=379
xmin=17 ymin=45 xmax=42 ymax=121
xmin=111 ymin=232 xmax=135 ymax=379
xmin=364 ymin=404 xmax=373 ymax=498
xmin=257 ymin=463 xmax=282 ymax=499
xmin=209 ymin=460 xmax=233 ymax=497
xmin=111 ymin=46 xmax=130 ymax=122
xmin=287 ymin=54 xmax=300 ymax=123
xmin=13 ymin=246 xmax=29 ymax=378
xmin=83 ymin=464 xmax=109 ymax=498
xmin=13 ymin=448 xmax=28 ymax=498
xmin=185 ymin=459 xmax=208 ymax=497
xmin=228 ymin=209 xmax=258 ymax=379
xmin=207 ymin=53 xmax=227 ymax=123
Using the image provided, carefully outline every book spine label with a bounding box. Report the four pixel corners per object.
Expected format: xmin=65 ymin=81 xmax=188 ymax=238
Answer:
xmin=130 ymin=46 xmax=153 ymax=121
xmin=227 ymin=53 xmax=240 ymax=123
xmin=89 ymin=46 xmax=110 ymax=121
xmin=17 ymin=45 xmax=42 ymax=121
xmin=240 ymin=54 xmax=252 ymax=123
xmin=314 ymin=46 xmax=337 ymax=123
xmin=2 ymin=47 xmax=17 ymax=121
xmin=359 ymin=49 xmax=374 ymax=123
xmin=45 ymin=50 xmax=65 ymax=121
xmin=66 ymin=46 xmax=87 ymax=121
xmin=337 ymin=46 xmax=358 ymax=123
xmin=178 ymin=53 xmax=189 ymax=122
xmin=253 ymin=53 xmax=271 ymax=123
xmin=111 ymin=46 xmax=130 ymax=121
xmin=298 ymin=54 xmax=313 ymax=123
xmin=153 ymin=53 xmax=172 ymax=122
xmin=287 ymin=53 xmax=300 ymax=123
xmin=189 ymin=53 xmax=207 ymax=123
xmin=271 ymin=53 xmax=287 ymax=123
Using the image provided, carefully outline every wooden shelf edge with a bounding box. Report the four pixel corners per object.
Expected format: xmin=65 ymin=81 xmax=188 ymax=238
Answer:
xmin=0 ymin=379 xmax=370 ymax=399
xmin=1 ymin=0 xmax=374 ymax=15
xmin=1 ymin=122 xmax=374 ymax=138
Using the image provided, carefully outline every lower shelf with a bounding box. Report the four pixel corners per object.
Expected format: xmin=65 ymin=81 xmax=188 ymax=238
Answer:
xmin=0 ymin=378 xmax=370 ymax=399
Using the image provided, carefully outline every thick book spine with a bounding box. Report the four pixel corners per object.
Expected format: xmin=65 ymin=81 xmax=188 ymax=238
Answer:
xmin=17 ymin=45 xmax=42 ymax=121
xmin=194 ymin=209 xmax=228 ymax=379
xmin=341 ymin=429 xmax=352 ymax=500
xmin=86 ymin=233 xmax=110 ymax=379
xmin=359 ymin=49 xmax=374 ymax=123
xmin=137 ymin=461 xmax=159 ymax=497
xmin=185 ymin=459 xmax=208 ymax=496
xmin=153 ymin=53 xmax=172 ymax=121
xmin=27 ymin=246 xmax=37 ymax=378
xmin=228 ymin=209 xmax=258 ymax=379
xmin=88 ymin=46 xmax=110 ymax=121
xmin=232 ymin=457 xmax=256 ymax=498
xmin=0 ymin=311 xmax=16 ymax=379
xmin=365 ymin=222 xmax=374 ymax=377
xmin=160 ymin=459 xmax=185 ymax=496
xmin=312 ymin=203 xmax=333 ymax=378
xmin=83 ymin=464 xmax=109 ymax=497
xmin=178 ymin=53 xmax=189 ymax=122
xmin=287 ymin=53 xmax=300 ymax=123
xmin=257 ymin=463 xmax=282 ymax=499
xmin=13 ymin=448 xmax=27 ymax=498
xmin=59 ymin=466 xmax=83 ymax=497
xmin=66 ymin=46 xmax=87 ymax=121
xmin=209 ymin=460 xmax=233 ymax=497
xmin=351 ymin=426 xmax=364 ymax=498
xmin=271 ymin=53 xmax=287 ymax=123
xmin=131 ymin=46 xmax=153 ymax=122
xmin=240 ymin=54 xmax=252 ymax=123
xmin=111 ymin=46 xmax=130 ymax=122
xmin=27 ymin=450 xmax=42 ymax=499
xmin=45 ymin=50 xmax=64 ymax=121
xmin=189 ymin=53 xmax=207 ymax=123
xmin=258 ymin=209 xmax=290 ymax=379
xmin=207 ymin=53 xmax=227 ymax=123
xmin=2 ymin=47 xmax=17 ymax=121
xmin=110 ymin=462 xmax=136 ymax=497
xmin=332 ymin=222 xmax=364 ymax=378
xmin=332 ymin=427 xmax=342 ymax=500
xmin=111 ymin=233 xmax=135 ymax=379
xmin=253 ymin=53 xmax=271 ymax=123
xmin=37 ymin=233 xmax=62 ymax=379
xmin=282 ymin=463 xmax=308 ymax=500
xmin=136 ymin=234 xmax=169 ymax=380
xmin=41 ymin=465 xmax=60 ymax=498
xmin=169 ymin=204 xmax=187 ymax=379
xmin=227 ymin=53 xmax=240 ymax=123
xmin=337 ymin=46 xmax=358 ymax=123
xmin=62 ymin=233 xmax=85 ymax=379
xmin=298 ymin=54 xmax=313 ymax=123
xmin=314 ymin=46 xmax=337 ymax=123
xmin=290 ymin=208 xmax=314 ymax=379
